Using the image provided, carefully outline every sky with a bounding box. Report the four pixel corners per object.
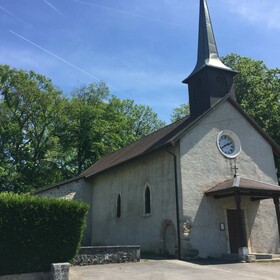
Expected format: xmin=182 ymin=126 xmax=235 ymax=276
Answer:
xmin=0 ymin=0 xmax=280 ymax=123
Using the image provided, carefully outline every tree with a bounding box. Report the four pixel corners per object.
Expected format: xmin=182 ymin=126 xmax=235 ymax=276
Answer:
xmin=170 ymin=104 xmax=190 ymax=122
xmin=57 ymin=82 xmax=111 ymax=177
xmin=58 ymin=84 xmax=166 ymax=178
xmin=0 ymin=65 xmax=64 ymax=192
xmin=0 ymin=66 xmax=166 ymax=191
xmin=222 ymin=54 xmax=280 ymax=182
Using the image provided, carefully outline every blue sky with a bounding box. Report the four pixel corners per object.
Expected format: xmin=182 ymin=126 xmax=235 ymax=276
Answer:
xmin=0 ymin=0 xmax=280 ymax=123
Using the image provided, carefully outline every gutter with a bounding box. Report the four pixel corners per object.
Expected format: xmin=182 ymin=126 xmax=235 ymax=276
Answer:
xmin=165 ymin=146 xmax=181 ymax=260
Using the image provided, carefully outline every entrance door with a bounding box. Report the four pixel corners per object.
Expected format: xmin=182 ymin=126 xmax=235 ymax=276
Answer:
xmin=227 ymin=209 xmax=247 ymax=253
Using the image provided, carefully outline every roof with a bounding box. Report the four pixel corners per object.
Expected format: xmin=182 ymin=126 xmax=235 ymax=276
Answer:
xmin=81 ymin=95 xmax=280 ymax=178
xmin=81 ymin=95 xmax=280 ymax=179
xmin=205 ymin=176 xmax=280 ymax=199
xmin=183 ymin=0 xmax=236 ymax=83
xmin=80 ymin=114 xmax=191 ymax=178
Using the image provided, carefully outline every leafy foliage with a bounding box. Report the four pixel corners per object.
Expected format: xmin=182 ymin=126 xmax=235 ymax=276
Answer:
xmin=57 ymin=83 xmax=165 ymax=178
xmin=0 ymin=65 xmax=65 ymax=192
xmin=0 ymin=65 xmax=165 ymax=191
xmin=0 ymin=192 xmax=89 ymax=275
xmin=170 ymin=104 xmax=190 ymax=122
xmin=222 ymin=54 xmax=280 ymax=181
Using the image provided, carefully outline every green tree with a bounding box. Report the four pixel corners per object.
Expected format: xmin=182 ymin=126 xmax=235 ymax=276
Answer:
xmin=222 ymin=54 xmax=280 ymax=181
xmin=170 ymin=104 xmax=190 ymax=122
xmin=57 ymin=83 xmax=166 ymax=178
xmin=0 ymin=65 xmax=64 ymax=192
xmin=0 ymin=66 xmax=165 ymax=191
xmin=57 ymin=83 xmax=110 ymax=176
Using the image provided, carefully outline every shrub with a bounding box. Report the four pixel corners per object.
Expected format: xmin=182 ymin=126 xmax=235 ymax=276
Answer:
xmin=0 ymin=192 xmax=89 ymax=275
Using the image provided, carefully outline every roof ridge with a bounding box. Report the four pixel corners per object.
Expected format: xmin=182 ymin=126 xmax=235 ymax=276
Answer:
xmin=240 ymin=176 xmax=279 ymax=187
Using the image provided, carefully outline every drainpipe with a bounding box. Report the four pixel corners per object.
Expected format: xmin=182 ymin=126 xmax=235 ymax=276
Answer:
xmin=165 ymin=146 xmax=181 ymax=260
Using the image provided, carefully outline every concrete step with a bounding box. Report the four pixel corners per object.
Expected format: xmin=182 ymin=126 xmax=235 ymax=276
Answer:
xmin=247 ymin=254 xmax=280 ymax=263
xmin=255 ymin=258 xmax=280 ymax=263
xmin=255 ymin=254 xmax=273 ymax=259
xmin=254 ymin=253 xmax=280 ymax=260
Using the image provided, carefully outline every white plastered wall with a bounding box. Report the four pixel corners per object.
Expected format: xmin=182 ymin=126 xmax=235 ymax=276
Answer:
xmin=179 ymin=100 xmax=279 ymax=258
xmin=90 ymin=149 xmax=178 ymax=254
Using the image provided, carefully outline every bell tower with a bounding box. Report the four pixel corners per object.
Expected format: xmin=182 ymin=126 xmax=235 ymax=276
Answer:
xmin=183 ymin=0 xmax=237 ymax=118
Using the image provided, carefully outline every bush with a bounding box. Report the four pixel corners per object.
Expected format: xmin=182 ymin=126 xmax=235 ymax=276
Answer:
xmin=0 ymin=192 xmax=89 ymax=275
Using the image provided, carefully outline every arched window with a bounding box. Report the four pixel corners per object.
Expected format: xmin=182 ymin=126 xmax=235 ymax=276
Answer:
xmin=145 ymin=186 xmax=151 ymax=214
xmin=116 ymin=194 xmax=121 ymax=218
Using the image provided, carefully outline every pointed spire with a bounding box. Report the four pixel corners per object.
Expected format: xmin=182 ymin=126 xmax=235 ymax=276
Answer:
xmin=183 ymin=0 xmax=237 ymax=118
xmin=183 ymin=0 xmax=235 ymax=83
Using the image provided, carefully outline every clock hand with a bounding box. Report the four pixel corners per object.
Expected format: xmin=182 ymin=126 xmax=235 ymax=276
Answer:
xmin=221 ymin=142 xmax=233 ymax=149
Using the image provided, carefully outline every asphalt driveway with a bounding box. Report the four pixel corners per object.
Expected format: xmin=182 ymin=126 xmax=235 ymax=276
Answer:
xmin=70 ymin=259 xmax=280 ymax=280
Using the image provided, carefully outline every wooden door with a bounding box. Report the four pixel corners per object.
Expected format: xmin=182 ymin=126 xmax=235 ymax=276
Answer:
xmin=227 ymin=209 xmax=247 ymax=254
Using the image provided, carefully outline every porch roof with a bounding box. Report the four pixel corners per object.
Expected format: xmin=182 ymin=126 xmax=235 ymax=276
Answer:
xmin=205 ymin=176 xmax=280 ymax=200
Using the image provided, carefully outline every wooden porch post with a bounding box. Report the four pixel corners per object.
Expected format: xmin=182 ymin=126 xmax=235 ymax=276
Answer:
xmin=234 ymin=191 xmax=247 ymax=248
xmin=273 ymin=197 xmax=280 ymax=243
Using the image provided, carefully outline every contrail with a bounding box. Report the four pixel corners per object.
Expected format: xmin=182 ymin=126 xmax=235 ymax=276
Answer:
xmin=73 ymin=0 xmax=185 ymax=28
xmin=9 ymin=29 xmax=101 ymax=82
xmin=0 ymin=5 xmax=28 ymax=25
xmin=43 ymin=0 xmax=66 ymax=18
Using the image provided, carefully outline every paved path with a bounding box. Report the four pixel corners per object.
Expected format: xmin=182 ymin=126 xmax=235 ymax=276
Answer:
xmin=70 ymin=259 xmax=280 ymax=280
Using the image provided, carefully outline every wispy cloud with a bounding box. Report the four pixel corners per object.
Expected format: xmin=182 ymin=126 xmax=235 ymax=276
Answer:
xmin=72 ymin=0 xmax=185 ymax=28
xmin=224 ymin=0 xmax=280 ymax=30
xmin=43 ymin=0 xmax=66 ymax=18
xmin=9 ymin=30 xmax=101 ymax=81
xmin=0 ymin=5 xmax=28 ymax=25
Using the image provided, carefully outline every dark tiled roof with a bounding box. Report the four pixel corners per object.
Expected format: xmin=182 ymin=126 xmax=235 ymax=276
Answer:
xmin=81 ymin=115 xmax=191 ymax=177
xmin=205 ymin=176 xmax=280 ymax=198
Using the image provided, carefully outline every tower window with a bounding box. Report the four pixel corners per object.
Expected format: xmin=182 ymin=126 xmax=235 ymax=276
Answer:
xmin=216 ymin=74 xmax=227 ymax=97
xmin=145 ymin=186 xmax=151 ymax=214
xmin=195 ymin=78 xmax=204 ymax=102
xmin=116 ymin=194 xmax=121 ymax=218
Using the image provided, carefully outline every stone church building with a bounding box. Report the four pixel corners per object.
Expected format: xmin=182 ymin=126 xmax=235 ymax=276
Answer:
xmin=36 ymin=0 xmax=280 ymax=259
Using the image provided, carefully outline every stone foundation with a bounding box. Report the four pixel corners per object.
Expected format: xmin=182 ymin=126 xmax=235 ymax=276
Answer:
xmin=72 ymin=246 xmax=141 ymax=266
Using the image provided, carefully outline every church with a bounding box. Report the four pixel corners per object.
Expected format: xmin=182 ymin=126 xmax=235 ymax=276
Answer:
xmin=36 ymin=0 xmax=280 ymax=259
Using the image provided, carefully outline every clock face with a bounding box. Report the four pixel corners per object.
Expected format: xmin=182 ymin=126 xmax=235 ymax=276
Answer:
xmin=217 ymin=130 xmax=241 ymax=158
xmin=219 ymin=135 xmax=235 ymax=155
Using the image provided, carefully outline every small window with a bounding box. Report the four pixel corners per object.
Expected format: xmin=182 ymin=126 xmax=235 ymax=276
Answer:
xmin=216 ymin=74 xmax=227 ymax=97
xmin=195 ymin=78 xmax=204 ymax=102
xmin=116 ymin=194 xmax=121 ymax=218
xmin=145 ymin=186 xmax=151 ymax=214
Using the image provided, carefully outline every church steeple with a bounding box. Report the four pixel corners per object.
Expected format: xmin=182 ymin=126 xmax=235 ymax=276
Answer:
xmin=183 ymin=0 xmax=237 ymax=118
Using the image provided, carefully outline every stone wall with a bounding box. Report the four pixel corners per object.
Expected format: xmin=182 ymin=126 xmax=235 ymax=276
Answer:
xmin=72 ymin=246 xmax=140 ymax=265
